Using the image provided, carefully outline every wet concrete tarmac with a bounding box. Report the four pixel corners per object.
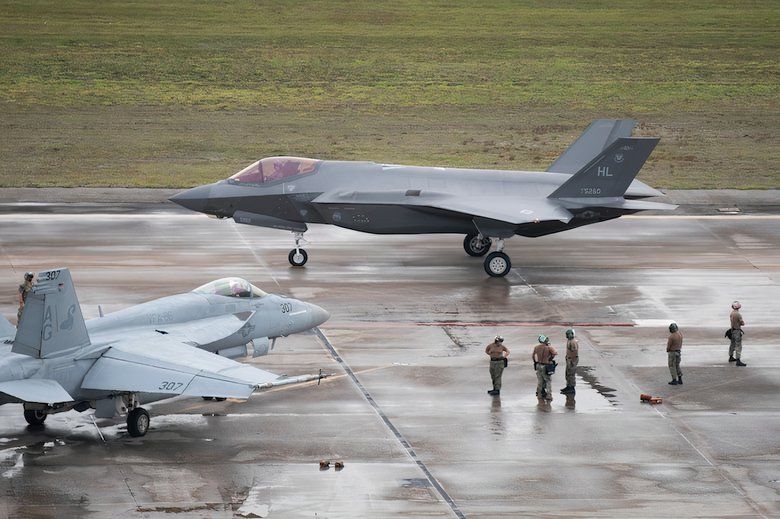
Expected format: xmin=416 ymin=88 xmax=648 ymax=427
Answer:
xmin=0 ymin=209 xmax=778 ymax=517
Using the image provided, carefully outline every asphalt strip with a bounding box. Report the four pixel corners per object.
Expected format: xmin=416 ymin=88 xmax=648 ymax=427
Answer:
xmin=313 ymin=327 xmax=465 ymax=519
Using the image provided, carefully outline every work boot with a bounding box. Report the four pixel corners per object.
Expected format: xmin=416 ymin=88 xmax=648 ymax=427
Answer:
xmin=678 ymin=376 xmax=682 ymax=385
xmin=668 ymin=380 xmax=679 ymax=385
xmin=487 ymin=389 xmax=498 ymax=395
xmin=728 ymin=356 xmax=736 ymax=362
xmin=735 ymin=359 xmax=747 ymax=367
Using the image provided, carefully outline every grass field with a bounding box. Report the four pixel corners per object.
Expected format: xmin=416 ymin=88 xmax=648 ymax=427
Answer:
xmin=0 ymin=1 xmax=778 ymax=188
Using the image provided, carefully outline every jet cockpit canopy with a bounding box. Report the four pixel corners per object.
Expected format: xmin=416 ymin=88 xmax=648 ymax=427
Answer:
xmin=193 ymin=278 xmax=267 ymax=298
xmin=228 ymin=156 xmax=321 ymax=185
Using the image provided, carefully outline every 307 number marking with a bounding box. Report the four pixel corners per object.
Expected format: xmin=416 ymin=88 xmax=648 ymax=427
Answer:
xmin=280 ymin=303 xmax=293 ymax=313
xmin=41 ymin=269 xmax=61 ymax=281
xmin=158 ymin=381 xmax=184 ymax=391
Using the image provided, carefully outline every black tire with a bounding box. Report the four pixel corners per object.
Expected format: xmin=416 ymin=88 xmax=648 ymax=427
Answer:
xmin=484 ymin=251 xmax=512 ymax=277
xmin=463 ymin=234 xmax=492 ymax=257
xmin=24 ymin=409 xmax=47 ymax=426
xmin=288 ymin=248 xmax=308 ymax=267
xmin=202 ymin=396 xmax=214 ymax=401
xmin=127 ymin=408 xmax=150 ymax=437
xmin=214 ymin=397 xmax=227 ymax=402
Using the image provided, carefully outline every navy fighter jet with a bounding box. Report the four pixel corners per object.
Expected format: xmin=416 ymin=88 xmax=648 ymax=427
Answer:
xmin=0 ymin=269 xmax=330 ymax=437
xmin=171 ymin=120 xmax=676 ymax=277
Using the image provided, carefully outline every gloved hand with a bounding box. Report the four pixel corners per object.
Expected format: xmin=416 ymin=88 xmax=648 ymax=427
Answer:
xmin=533 ymin=362 xmax=538 ymax=370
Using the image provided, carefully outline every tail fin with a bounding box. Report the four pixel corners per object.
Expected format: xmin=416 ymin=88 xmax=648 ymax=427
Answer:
xmin=12 ymin=268 xmax=90 ymax=358
xmin=547 ymin=119 xmax=636 ymax=174
xmin=548 ymin=137 xmax=659 ymax=199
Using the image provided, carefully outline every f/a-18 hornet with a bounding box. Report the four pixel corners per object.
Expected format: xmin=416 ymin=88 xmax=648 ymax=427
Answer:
xmin=172 ymin=119 xmax=676 ymax=277
xmin=0 ymin=269 xmax=330 ymax=437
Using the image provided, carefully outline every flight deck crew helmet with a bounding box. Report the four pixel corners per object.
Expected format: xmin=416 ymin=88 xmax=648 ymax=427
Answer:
xmin=669 ymin=322 xmax=679 ymax=333
xmin=538 ymin=334 xmax=549 ymax=344
xmin=732 ymin=301 xmax=742 ymax=310
xmin=494 ymin=335 xmax=504 ymax=343
xmin=24 ymin=272 xmax=33 ymax=281
xmin=565 ymin=329 xmax=575 ymax=339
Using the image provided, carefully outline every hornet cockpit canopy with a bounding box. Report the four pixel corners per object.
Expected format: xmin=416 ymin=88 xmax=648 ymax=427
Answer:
xmin=193 ymin=278 xmax=267 ymax=298
xmin=228 ymin=156 xmax=322 ymax=185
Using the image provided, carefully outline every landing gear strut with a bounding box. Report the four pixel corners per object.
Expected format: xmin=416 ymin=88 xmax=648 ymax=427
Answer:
xmin=483 ymin=239 xmax=512 ymax=277
xmin=463 ymin=233 xmax=492 ymax=257
xmin=288 ymin=232 xmax=308 ymax=267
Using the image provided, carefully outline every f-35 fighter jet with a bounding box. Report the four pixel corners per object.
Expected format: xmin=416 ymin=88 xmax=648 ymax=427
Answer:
xmin=0 ymin=269 xmax=330 ymax=437
xmin=171 ymin=120 xmax=676 ymax=277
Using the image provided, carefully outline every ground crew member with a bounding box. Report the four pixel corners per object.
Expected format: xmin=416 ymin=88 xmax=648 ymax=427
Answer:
xmin=17 ymin=272 xmax=33 ymax=322
xmin=485 ymin=335 xmax=509 ymax=395
xmin=560 ymin=329 xmax=578 ymax=394
xmin=532 ymin=335 xmax=557 ymax=402
xmin=667 ymin=322 xmax=683 ymax=385
xmin=729 ymin=301 xmax=746 ymax=366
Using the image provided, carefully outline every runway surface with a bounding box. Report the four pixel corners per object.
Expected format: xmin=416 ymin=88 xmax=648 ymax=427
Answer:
xmin=0 ymin=208 xmax=778 ymax=517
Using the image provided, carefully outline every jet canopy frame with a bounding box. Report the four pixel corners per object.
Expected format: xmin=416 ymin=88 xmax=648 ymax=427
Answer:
xmin=193 ymin=278 xmax=267 ymax=299
xmin=229 ymin=156 xmax=322 ymax=185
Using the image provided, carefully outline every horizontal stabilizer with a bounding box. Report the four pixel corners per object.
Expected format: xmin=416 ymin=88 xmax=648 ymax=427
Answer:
xmin=548 ymin=119 xmax=636 ymax=174
xmin=0 ymin=379 xmax=74 ymax=405
xmin=0 ymin=315 xmax=14 ymax=341
xmin=549 ymin=138 xmax=659 ymax=200
xmin=557 ymin=197 xmax=677 ymax=212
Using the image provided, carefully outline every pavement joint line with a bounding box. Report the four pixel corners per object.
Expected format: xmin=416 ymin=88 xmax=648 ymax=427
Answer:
xmin=90 ymin=416 xmax=140 ymax=509
xmin=231 ymin=223 xmax=281 ymax=289
xmin=693 ymin=218 xmax=764 ymax=272
xmin=579 ymin=332 xmax=770 ymax=519
xmin=313 ymin=327 xmax=465 ymax=519
xmin=649 ymin=406 xmax=770 ymax=519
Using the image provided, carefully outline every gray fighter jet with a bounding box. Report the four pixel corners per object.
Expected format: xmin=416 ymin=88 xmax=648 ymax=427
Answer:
xmin=171 ymin=120 xmax=676 ymax=277
xmin=0 ymin=269 xmax=330 ymax=437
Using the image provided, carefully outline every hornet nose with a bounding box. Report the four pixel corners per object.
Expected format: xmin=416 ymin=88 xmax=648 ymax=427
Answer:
xmin=169 ymin=184 xmax=213 ymax=213
xmin=306 ymin=303 xmax=330 ymax=328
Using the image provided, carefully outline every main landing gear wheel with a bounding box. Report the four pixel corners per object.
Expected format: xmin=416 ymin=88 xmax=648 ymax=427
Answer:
xmin=484 ymin=251 xmax=512 ymax=277
xmin=463 ymin=234 xmax=492 ymax=257
xmin=127 ymin=407 xmax=150 ymax=437
xmin=24 ymin=409 xmax=47 ymax=426
xmin=288 ymin=248 xmax=308 ymax=267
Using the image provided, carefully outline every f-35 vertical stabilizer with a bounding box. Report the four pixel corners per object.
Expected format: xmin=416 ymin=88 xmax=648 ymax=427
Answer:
xmin=548 ymin=137 xmax=659 ymax=200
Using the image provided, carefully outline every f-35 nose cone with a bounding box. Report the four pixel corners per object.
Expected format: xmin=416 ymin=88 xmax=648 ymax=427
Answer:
xmin=306 ymin=303 xmax=330 ymax=328
xmin=169 ymin=184 xmax=213 ymax=213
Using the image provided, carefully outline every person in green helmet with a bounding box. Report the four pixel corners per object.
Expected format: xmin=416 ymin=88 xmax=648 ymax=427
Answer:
xmin=560 ymin=329 xmax=578 ymax=394
xmin=532 ymin=334 xmax=557 ymax=402
xmin=667 ymin=322 xmax=683 ymax=385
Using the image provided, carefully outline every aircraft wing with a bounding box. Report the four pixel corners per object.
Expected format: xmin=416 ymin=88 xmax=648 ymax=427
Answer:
xmin=0 ymin=379 xmax=74 ymax=405
xmin=314 ymin=191 xmax=572 ymax=225
xmin=143 ymin=311 xmax=258 ymax=349
xmin=81 ymin=338 xmax=323 ymax=399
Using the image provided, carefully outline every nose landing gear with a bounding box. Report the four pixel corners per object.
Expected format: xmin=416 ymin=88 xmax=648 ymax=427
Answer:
xmin=288 ymin=232 xmax=308 ymax=267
